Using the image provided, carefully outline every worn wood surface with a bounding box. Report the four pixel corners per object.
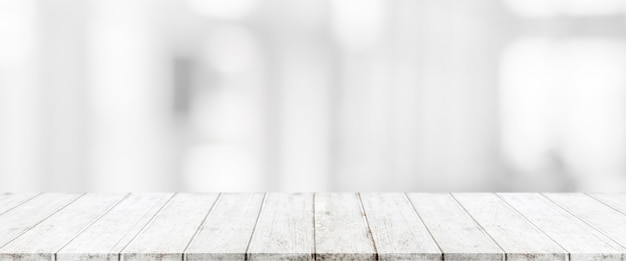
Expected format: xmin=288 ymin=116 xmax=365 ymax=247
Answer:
xmin=452 ymin=193 xmax=568 ymax=261
xmin=0 ymin=193 xmax=625 ymax=261
xmin=56 ymin=193 xmax=174 ymax=261
xmin=0 ymin=193 xmax=126 ymax=261
xmin=359 ymin=193 xmax=440 ymax=261
xmin=185 ymin=193 xmax=264 ymax=261
xmin=0 ymin=193 xmax=38 ymax=216
xmin=407 ymin=193 xmax=504 ymax=261
xmin=0 ymin=193 xmax=82 ymax=249
xmin=589 ymin=194 xmax=626 ymax=214
xmin=545 ymin=193 xmax=626 ymax=249
xmin=314 ymin=193 xmax=377 ymax=261
xmin=247 ymin=193 xmax=314 ymax=261
xmin=499 ymin=193 xmax=626 ymax=261
xmin=121 ymin=193 xmax=219 ymax=261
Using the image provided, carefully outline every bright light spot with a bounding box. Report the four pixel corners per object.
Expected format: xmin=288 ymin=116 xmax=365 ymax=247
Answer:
xmin=504 ymin=0 xmax=626 ymax=17
xmin=501 ymin=37 xmax=626 ymax=189
xmin=0 ymin=0 xmax=37 ymax=67
xmin=186 ymin=0 xmax=257 ymax=20
xmin=88 ymin=0 xmax=171 ymax=191
xmin=331 ymin=0 xmax=385 ymax=52
xmin=0 ymin=0 xmax=40 ymax=190
xmin=205 ymin=25 xmax=258 ymax=74
xmin=500 ymin=38 xmax=556 ymax=171
xmin=183 ymin=144 xmax=260 ymax=191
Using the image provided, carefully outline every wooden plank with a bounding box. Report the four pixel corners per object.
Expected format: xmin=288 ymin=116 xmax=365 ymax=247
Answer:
xmin=499 ymin=193 xmax=626 ymax=260
xmin=589 ymin=194 xmax=626 ymax=215
xmin=314 ymin=193 xmax=377 ymax=261
xmin=359 ymin=193 xmax=440 ymax=261
xmin=452 ymin=193 xmax=567 ymax=261
xmin=121 ymin=193 xmax=219 ymax=261
xmin=56 ymin=193 xmax=175 ymax=261
xmin=0 ymin=193 xmax=82 ymax=249
xmin=407 ymin=193 xmax=504 ymax=261
xmin=545 ymin=193 xmax=626 ymax=248
xmin=0 ymin=193 xmax=39 ymax=216
xmin=247 ymin=193 xmax=314 ymax=261
xmin=0 ymin=193 xmax=127 ymax=261
xmin=185 ymin=193 xmax=265 ymax=261
xmin=2 ymin=192 xmax=625 ymax=260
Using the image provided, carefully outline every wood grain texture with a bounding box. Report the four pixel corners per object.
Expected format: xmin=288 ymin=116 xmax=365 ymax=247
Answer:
xmin=0 ymin=193 xmax=38 ymax=216
xmin=56 ymin=193 xmax=174 ymax=261
xmin=185 ymin=193 xmax=265 ymax=261
xmin=545 ymin=193 xmax=626 ymax=249
xmin=314 ymin=193 xmax=377 ymax=261
xmin=499 ymin=193 xmax=626 ymax=261
xmin=0 ymin=193 xmax=127 ymax=261
xmin=247 ymin=193 xmax=314 ymax=261
xmin=359 ymin=193 xmax=441 ymax=261
xmin=0 ymin=193 xmax=82 ymax=250
xmin=407 ymin=193 xmax=504 ymax=261
xmin=0 ymin=193 xmax=624 ymax=260
xmin=589 ymin=194 xmax=626 ymax=216
xmin=121 ymin=193 xmax=219 ymax=261
xmin=452 ymin=193 xmax=567 ymax=261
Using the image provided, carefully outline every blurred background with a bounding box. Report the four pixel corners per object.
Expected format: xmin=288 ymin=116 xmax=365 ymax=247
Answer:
xmin=1 ymin=0 xmax=626 ymax=192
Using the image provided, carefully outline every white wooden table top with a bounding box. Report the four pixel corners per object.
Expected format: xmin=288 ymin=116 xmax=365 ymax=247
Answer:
xmin=0 ymin=193 xmax=624 ymax=261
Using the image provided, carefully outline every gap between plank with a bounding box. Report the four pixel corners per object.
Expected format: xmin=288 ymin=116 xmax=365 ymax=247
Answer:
xmin=540 ymin=193 xmax=626 ymax=250
xmin=118 ymin=193 xmax=177 ymax=261
xmin=54 ymin=193 xmax=132 ymax=261
xmin=448 ymin=193 xmax=507 ymax=261
xmin=182 ymin=193 xmax=223 ymax=261
xmin=403 ymin=193 xmax=444 ymax=261
xmin=585 ymin=193 xmax=626 ymax=218
xmin=494 ymin=193 xmax=570 ymax=261
xmin=356 ymin=193 xmax=379 ymax=260
xmin=312 ymin=193 xmax=317 ymax=261
xmin=0 ymin=193 xmax=41 ymax=217
xmin=0 ymin=193 xmax=86 ymax=250
xmin=244 ymin=193 xmax=268 ymax=261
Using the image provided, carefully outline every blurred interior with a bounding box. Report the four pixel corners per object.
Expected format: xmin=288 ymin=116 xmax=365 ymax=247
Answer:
xmin=1 ymin=0 xmax=626 ymax=192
